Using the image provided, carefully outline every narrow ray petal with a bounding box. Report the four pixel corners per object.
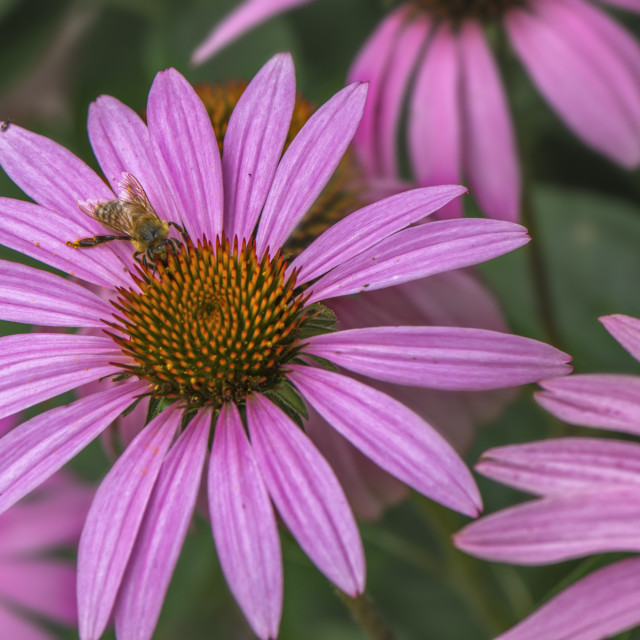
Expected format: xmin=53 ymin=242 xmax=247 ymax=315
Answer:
xmin=495 ymin=557 xmax=640 ymax=640
xmin=536 ymin=374 xmax=640 ymax=434
xmin=191 ymin=0 xmax=313 ymax=65
xmin=0 ymin=381 xmax=143 ymax=514
xmin=454 ymin=489 xmax=640 ymax=564
xmin=287 ymin=366 xmax=481 ymax=516
xmin=115 ymin=409 xmax=211 ymax=640
xmin=303 ymin=327 xmax=570 ymax=390
xmin=476 ymin=437 xmax=640 ymax=496
xmin=600 ymin=313 xmax=640 ymax=361
xmin=88 ymin=95 xmax=179 ymax=223
xmin=0 ymin=333 xmax=121 ymax=420
xmin=0 ymin=198 xmax=130 ymax=288
xmin=505 ymin=6 xmax=640 ymax=167
xmin=0 ymin=260 xmax=113 ymax=327
xmin=292 ymin=185 xmax=467 ymax=285
xmin=347 ymin=6 xmax=408 ymax=175
xmin=459 ymin=21 xmax=520 ymax=220
xmin=224 ymin=54 xmax=295 ymax=241
xmin=306 ymin=219 xmax=529 ymax=304
xmin=210 ymin=403 xmax=282 ymax=640
xmin=409 ymin=23 xmax=462 ymax=219
xmin=147 ymin=68 xmax=223 ymax=240
xmin=256 ymin=82 xmax=368 ymax=256
xmin=78 ymin=406 xmax=180 ymax=640
xmin=246 ymin=394 xmax=365 ymax=595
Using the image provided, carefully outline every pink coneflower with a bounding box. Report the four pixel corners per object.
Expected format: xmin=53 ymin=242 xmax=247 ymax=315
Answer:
xmin=0 ymin=429 xmax=92 ymax=640
xmin=0 ymin=54 xmax=570 ymax=640
xmin=455 ymin=313 xmax=640 ymax=639
xmin=193 ymin=0 xmax=640 ymax=220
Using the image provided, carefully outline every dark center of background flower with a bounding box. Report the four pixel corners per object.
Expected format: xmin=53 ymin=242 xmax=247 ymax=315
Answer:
xmin=107 ymin=237 xmax=310 ymax=409
xmin=410 ymin=0 xmax=523 ymax=21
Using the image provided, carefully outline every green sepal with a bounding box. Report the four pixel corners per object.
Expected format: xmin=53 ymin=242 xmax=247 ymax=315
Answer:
xmin=145 ymin=396 xmax=173 ymax=425
xmin=299 ymin=303 xmax=337 ymax=339
xmin=264 ymin=379 xmax=309 ymax=429
xmin=121 ymin=397 xmax=143 ymax=418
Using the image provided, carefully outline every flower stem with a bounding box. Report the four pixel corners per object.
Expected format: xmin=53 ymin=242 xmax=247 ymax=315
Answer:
xmin=335 ymin=590 xmax=397 ymax=640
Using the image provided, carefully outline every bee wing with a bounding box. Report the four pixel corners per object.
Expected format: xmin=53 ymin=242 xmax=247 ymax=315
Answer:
xmin=119 ymin=173 xmax=161 ymax=220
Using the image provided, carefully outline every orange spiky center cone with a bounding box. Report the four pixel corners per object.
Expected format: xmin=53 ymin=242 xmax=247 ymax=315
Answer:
xmin=106 ymin=236 xmax=310 ymax=410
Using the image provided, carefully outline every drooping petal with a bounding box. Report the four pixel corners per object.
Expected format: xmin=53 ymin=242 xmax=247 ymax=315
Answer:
xmin=88 ymin=95 xmax=179 ymax=223
xmin=0 ymin=381 xmax=144 ymax=514
xmin=287 ymin=365 xmax=481 ymax=517
xmin=191 ymin=0 xmax=314 ymax=65
xmin=494 ymin=557 xmax=640 ymax=640
xmin=600 ymin=313 xmax=640 ymax=362
xmin=0 ymin=333 xmax=121 ymax=420
xmin=347 ymin=6 xmax=408 ymax=175
xmin=224 ymin=54 xmax=295 ymax=241
xmin=536 ymin=374 xmax=640 ymax=434
xmin=78 ymin=406 xmax=180 ymax=640
xmin=302 ymin=327 xmax=571 ymax=390
xmin=246 ymin=393 xmax=365 ymax=596
xmin=0 ymin=197 xmax=131 ymax=289
xmin=0 ymin=559 xmax=77 ymax=624
xmin=255 ymin=82 xmax=368 ymax=256
xmin=147 ymin=68 xmax=223 ymax=241
xmin=115 ymin=409 xmax=211 ymax=640
xmin=459 ymin=21 xmax=520 ymax=220
xmin=476 ymin=437 xmax=640 ymax=496
xmin=505 ymin=5 xmax=640 ymax=167
xmin=291 ymin=185 xmax=467 ymax=285
xmin=306 ymin=218 xmax=529 ymax=304
xmin=377 ymin=16 xmax=429 ymax=177
xmin=454 ymin=488 xmax=640 ymax=564
xmin=210 ymin=403 xmax=282 ymax=640
xmin=0 ymin=260 xmax=113 ymax=327
xmin=408 ymin=23 xmax=463 ymax=219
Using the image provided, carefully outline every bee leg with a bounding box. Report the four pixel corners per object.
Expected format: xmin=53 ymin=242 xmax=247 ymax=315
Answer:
xmin=168 ymin=221 xmax=190 ymax=243
xmin=66 ymin=235 xmax=130 ymax=248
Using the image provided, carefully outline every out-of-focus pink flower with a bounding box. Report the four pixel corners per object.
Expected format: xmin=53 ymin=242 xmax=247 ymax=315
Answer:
xmin=454 ymin=313 xmax=640 ymax=639
xmin=0 ymin=54 xmax=571 ymax=640
xmin=193 ymin=0 xmax=640 ymax=220
xmin=0 ymin=427 xmax=92 ymax=640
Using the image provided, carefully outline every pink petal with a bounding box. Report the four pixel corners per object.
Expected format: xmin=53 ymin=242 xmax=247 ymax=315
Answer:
xmin=495 ymin=556 xmax=640 ymax=640
xmin=536 ymin=374 xmax=640 ymax=434
xmin=0 ymin=605 xmax=54 ymax=640
xmin=291 ymin=185 xmax=467 ymax=285
xmin=88 ymin=95 xmax=180 ymax=224
xmin=459 ymin=21 xmax=520 ymax=221
xmin=303 ymin=327 xmax=571 ymax=390
xmin=0 ymin=381 xmax=143 ymax=514
xmin=0 ymin=333 xmax=121 ymax=420
xmin=600 ymin=313 xmax=640 ymax=362
xmin=0 ymin=260 xmax=113 ymax=327
xmin=505 ymin=5 xmax=640 ymax=167
xmin=210 ymin=403 xmax=282 ymax=640
xmin=0 ymin=559 xmax=77 ymax=624
xmin=246 ymin=393 xmax=365 ymax=595
xmin=224 ymin=54 xmax=295 ymax=242
xmin=306 ymin=218 xmax=529 ymax=304
xmin=191 ymin=0 xmax=314 ymax=65
xmin=287 ymin=365 xmax=481 ymax=517
xmin=147 ymin=68 xmax=223 ymax=241
xmin=408 ymin=23 xmax=463 ymax=219
xmin=115 ymin=409 xmax=211 ymax=640
xmin=476 ymin=437 xmax=640 ymax=496
xmin=255 ymin=82 xmax=368 ymax=257
xmin=377 ymin=16 xmax=429 ymax=177
xmin=78 ymin=406 xmax=180 ymax=640
xmin=0 ymin=197 xmax=131 ymax=289
xmin=347 ymin=6 xmax=408 ymax=175
xmin=454 ymin=488 xmax=640 ymax=564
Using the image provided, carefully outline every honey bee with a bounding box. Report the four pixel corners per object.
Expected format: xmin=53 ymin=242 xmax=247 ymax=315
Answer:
xmin=67 ymin=174 xmax=188 ymax=270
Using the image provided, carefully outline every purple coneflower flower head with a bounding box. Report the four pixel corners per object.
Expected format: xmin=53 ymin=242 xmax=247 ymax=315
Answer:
xmin=193 ymin=0 xmax=640 ymax=221
xmin=0 ymin=434 xmax=92 ymax=640
xmin=0 ymin=54 xmax=570 ymax=640
xmin=455 ymin=313 xmax=640 ymax=639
